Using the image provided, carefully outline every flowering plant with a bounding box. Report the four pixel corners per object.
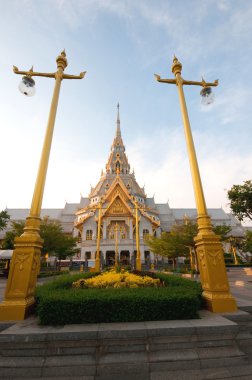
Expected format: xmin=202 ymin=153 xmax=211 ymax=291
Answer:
xmin=72 ymin=270 xmax=160 ymax=289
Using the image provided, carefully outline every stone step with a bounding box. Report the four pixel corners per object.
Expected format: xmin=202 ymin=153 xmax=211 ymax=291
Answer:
xmin=238 ymin=305 xmax=252 ymax=314
xmin=0 ymin=311 xmax=251 ymax=378
xmin=150 ymin=364 xmax=252 ymax=380
xmin=0 ymin=333 xmax=244 ymax=356
xmin=1 ymin=365 xmax=252 ymax=380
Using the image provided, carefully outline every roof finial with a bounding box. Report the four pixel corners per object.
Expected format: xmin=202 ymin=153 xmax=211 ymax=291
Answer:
xmin=116 ymin=103 xmax=121 ymax=137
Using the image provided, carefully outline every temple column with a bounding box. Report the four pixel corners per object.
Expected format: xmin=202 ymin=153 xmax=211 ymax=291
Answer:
xmin=103 ymin=219 xmax=107 ymax=239
xmin=129 ymin=219 xmax=133 ymax=239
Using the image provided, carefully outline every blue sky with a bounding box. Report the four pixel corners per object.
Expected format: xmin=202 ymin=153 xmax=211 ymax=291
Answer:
xmin=0 ymin=0 xmax=251 ymax=224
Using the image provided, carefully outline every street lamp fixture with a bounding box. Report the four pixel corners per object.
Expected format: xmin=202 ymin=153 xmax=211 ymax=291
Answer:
xmin=18 ymin=71 xmax=36 ymax=96
xmin=154 ymin=57 xmax=236 ymax=312
xmin=0 ymin=50 xmax=85 ymax=321
xmin=200 ymin=86 xmax=214 ymax=105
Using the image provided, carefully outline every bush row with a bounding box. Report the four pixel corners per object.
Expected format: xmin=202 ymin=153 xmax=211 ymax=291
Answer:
xmin=133 ymin=271 xmax=202 ymax=290
xmin=35 ymin=272 xmax=98 ymax=306
xmin=35 ymin=272 xmax=202 ymax=325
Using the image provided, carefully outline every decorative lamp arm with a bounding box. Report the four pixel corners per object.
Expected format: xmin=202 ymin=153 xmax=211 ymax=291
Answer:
xmin=13 ymin=66 xmax=87 ymax=80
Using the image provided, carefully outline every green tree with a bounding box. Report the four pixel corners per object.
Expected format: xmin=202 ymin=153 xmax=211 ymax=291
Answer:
xmin=41 ymin=221 xmax=78 ymax=260
xmin=1 ymin=219 xmax=78 ymax=260
xmin=242 ymin=231 xmax=252 ymax=254
xmin=171 ymin=221 xmax=231 ymax=245
xmin=171 ymin=221 xmax=198 ymax=249
xmin=146 ymin=220 xmax=232 ymax=270
xmin=146 ymin=231 xmax=187 ymax=270
xmin=1 ymin=221 xmax=25 ymax=249
xmin=227 ymin=180 xmax=252 ymax=221
xmin=0 ymin=210 xmax=10 ymax=231
xmin=213 ymin=224 xmax=232 ymax=241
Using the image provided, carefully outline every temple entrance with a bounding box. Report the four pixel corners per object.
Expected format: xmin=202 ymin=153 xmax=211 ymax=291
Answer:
xmin=131 ymin=250 xmax=137 ymax=269
xmin=144 ymin=251 xmax=150 ymax=265
xmin=106 ymin=251 xmax=115 ymax=267
xmin=120 ymin=250 xmax=130 ymax=266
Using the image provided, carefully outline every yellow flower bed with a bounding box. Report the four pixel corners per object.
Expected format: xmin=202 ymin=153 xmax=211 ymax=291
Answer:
xmin=72 ymin=270 xmax=160 ymax=289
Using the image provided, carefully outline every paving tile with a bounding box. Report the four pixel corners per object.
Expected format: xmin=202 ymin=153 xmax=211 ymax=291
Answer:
xmin=96 ymin=362 xmax=149 ymax=376
xmin=149 ymin=348 xmax=198 ymax=362
xmin=200 ymin=355 xmax=249 ymax=369
xmin=44 ymin=354 xmax=95 ymax=366
xmin=98 ymin=351 xmax=147 ymax=364
xmin=151 ymin=369 xmax=204 ymax=380
xmin=0 ymin=367 xmax=42 ymax=378
xmin=96 ymin=374 xmax=148 ymax=380
xmin=42 ymin=365 xmax=96 ymax=377
xmin=0 ymin=356 xmax=45 ymax=367
xmin=150 ymin=359 xmax=200 ymax=372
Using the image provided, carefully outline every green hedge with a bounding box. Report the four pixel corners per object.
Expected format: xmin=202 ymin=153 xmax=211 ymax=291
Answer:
xmin=35 ymin=272 xmax=202 ymax=325
xmin=226 ymin=264 xmax=252 ymax=267
xmin=35 ymin=272 xmax=98 ymax=297
xmin=38 ymin=271 xmax=66 ymax=278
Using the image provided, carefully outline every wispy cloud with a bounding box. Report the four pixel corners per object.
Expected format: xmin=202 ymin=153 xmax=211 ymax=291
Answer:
xmin=201 ymin=85 xmax=252 ymax=126
xmin=46 ymin=0 xmax=252 ymax=64
xmin=127 ymin=127 xmax=252 ymax=212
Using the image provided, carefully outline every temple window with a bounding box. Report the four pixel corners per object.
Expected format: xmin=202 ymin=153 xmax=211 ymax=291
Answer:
xmin=120 ymin=225 xmax=126 ymax=239
xmin=115 ymin=162 xmax=120 ymax=171
xmin=86 ymin=230 xmax=93 ymax=240
xmin=143 ymin=229 xmax=150 ymax=240
xmin=85 ymin=252 xmax=91 ymax=260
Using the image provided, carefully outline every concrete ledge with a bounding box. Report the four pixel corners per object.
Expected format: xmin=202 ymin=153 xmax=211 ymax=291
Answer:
xmin=0 ymin=310 xmax=237 ymax=341
xmin=0 ymin=310 xmax=251 ymax=378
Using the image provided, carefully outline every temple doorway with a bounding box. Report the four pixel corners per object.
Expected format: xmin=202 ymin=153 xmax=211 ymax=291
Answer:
xmin=106 ymin=251 xmax=115 ymax=267
xmin=144 ymin=251 xmax=150 ymax=265
xmin=120 ymin=250 xmax=130 ymax=266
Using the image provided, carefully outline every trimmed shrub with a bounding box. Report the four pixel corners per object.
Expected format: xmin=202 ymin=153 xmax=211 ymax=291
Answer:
xmin=35 ymin=272 xmax=202 ymax=325
xmin=35 ymin=272 xmax=99 ymax=307
xmin=38 ymin=271 xmax=65 ymax=278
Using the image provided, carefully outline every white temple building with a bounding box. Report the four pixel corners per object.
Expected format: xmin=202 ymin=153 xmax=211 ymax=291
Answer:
xmin=1 ymin=105 xmax=245 ymax=266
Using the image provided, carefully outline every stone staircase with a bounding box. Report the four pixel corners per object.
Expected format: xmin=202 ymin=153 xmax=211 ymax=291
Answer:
xmin=223 ymin=306 xmax=252 ymax=368
xmin=0 ymin=310 xmax=252 ymax=379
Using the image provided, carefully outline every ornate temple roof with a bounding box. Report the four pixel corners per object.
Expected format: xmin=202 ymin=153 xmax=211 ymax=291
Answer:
xmin=105 ymin=103 xmax=130 ymax=176
xmin=89 ymin=105 xmax=145 ymax=200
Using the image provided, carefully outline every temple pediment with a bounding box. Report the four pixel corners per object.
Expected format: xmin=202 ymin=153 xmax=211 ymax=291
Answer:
xmin=103 ymin=176 xmax=131 ymax=203
xmin=104 ymin=195 xmax=133 ymax=217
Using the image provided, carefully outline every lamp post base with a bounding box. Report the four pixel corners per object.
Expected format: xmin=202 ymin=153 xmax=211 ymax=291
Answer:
xmin=0 ymin=298 xmax=35 ymax=321
xmin=195 ymin=231 xmax=237 ymax=313
xmin=203 ymin=291 xmax=237 ymax=313
xmin=94 ymin=258 xmax=101 ymax=272
xmin=0 ymin=227 xmax=43 ymax=321
xmin=136 ymin=258 xmax=141 ymax=271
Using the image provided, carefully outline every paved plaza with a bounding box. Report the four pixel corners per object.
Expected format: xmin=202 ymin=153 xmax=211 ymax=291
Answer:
xmin=226 ymin=268 xmax=252 ymax=310
xmin=0 ymin=267 xmax=252 ymax=307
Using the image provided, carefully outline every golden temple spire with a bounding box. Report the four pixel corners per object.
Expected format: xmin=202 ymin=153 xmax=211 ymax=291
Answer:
xmin=116 ymin=103 xmax=121 ymax=137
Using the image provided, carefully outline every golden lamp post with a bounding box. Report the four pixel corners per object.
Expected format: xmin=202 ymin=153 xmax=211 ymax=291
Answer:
xmin=0 ymin=51 xmax=85 ymax=321
xmin=114 ymin=223 xmax=119 ymax=266
xmin=155 ymin=57 xmax=237 ymax=312
xmin=95 ymin=201 xmax=102 ymax=272
xmin=229 ymin=237 xmax=239 ymax=265
xmin=135 ymin=202 xmax=141 ymax=271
